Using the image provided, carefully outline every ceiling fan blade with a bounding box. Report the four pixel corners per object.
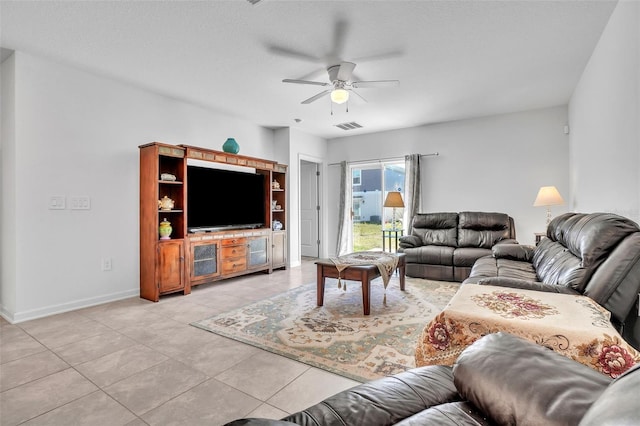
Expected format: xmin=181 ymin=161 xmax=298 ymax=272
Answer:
xmin=299 ymin=67 xmax=327 ymax=81
xmin=351 ymin=50 xmax=404 ymax=63
xmin=283 ymin=79 xmax=330 ymax=87
xmin=349 ymin=89 xmax=368 ymax=103
xmin=351 ymin=80 xmax=400 ymax=88
xmin=301 ymin=90 xmax=330 ymax=104
xmin=267 ymin=45 xmax=322 ymax=63
xmin=337 ymin=61 xmax=356 ymax=81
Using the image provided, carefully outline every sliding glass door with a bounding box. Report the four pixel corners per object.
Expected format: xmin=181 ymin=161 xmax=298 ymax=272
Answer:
xmin=351 ymin=161 xmax=405 ymax=252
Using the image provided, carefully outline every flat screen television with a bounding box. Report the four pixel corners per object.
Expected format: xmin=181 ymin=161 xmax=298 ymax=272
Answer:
xmin=187 ymin=165 xmax=265 ymax=232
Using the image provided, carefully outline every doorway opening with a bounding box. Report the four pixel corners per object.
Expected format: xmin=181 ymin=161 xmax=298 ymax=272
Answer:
xmin=351 ymin=161 xmax=405 ymax=252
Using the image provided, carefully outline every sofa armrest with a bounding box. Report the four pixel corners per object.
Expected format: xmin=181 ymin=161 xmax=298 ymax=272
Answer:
xmin=399 ymin=235 xmax=422 ymax=249
xmin=494 ymin=238 xmax=519 ymax=246
xmin=491 ymin=244 xmax=534 ymax=261
xmin=476 ymin=277 xmax=579 ymax=295
xmin=225 ymin=420 xmax=297 ymax=426
xmin=453 ymin=333 xmax=611 ymax=426
xmin=281 ymin=365 xmax=460 ymax=426
xmin=579 ymin=364 xmax=640 ymax=426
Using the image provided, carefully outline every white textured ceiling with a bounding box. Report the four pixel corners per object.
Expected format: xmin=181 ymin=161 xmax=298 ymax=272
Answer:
xmin=0 ymin=1 xmax=617 ymax=139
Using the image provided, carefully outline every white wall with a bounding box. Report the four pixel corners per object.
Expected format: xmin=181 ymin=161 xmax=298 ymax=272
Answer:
xmin=272 ymin=127 xmax=329 ymax=266
xmin=569 ymin=1 xmax=640 ymax=223
xmin=1 ymin=53 xmax=17 ymax=319
xmin=1 ymin=52 xmax=275 ymax=322
xmin=326 ymin=106 xmax=570 ymax=253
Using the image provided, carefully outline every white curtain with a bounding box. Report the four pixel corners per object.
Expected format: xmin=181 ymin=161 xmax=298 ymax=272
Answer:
xmin=403 ymin=154 xmax=421 ymax=234
xmin=335 ymin=161 xmax=353 ymax=256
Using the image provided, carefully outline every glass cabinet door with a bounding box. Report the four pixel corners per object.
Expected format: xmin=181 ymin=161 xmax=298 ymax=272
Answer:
xmin=248 ymin=236 xmax=268 ymax=268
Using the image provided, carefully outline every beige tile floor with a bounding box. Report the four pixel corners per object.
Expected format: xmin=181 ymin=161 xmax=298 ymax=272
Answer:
xmin=0 ymin=258 xmax=360 ymax=426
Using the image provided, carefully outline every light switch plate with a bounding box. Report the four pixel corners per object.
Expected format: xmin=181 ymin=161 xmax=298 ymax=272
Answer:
xmin=49 ymin=196 xmax=66 ymax=210
xmin=71 ymin=196 xmax=91 ymax=210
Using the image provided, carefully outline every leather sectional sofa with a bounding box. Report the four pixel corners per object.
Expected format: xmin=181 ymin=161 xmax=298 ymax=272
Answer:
xmin=464 ymin=212 xmax=640 ymax=350
xmin=226 ymin=332 xmax=639 ymax=426
xmin=398 ymin=211 xmax=516 ymax=282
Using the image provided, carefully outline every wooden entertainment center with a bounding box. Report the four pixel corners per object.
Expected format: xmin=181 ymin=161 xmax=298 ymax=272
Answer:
xmin=139 ymin=142 xmax=287 ymax=302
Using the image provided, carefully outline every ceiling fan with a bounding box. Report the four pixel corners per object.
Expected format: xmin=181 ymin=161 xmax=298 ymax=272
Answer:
xmin=282 ymin=61 xmax=399 ymax=105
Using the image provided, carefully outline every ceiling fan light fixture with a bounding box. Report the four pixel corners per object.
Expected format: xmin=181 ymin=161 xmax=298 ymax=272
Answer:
xmin=330 ymin=88 xmax=349 ymax=104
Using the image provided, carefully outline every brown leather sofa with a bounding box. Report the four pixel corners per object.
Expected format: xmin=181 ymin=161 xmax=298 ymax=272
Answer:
xmin=398 ymin=212 xmax=517 ymax=282
xmin=464 ymin=212 xmax=640 ymax=350
xmin=226 ymin=332 xmax=639 ymax=426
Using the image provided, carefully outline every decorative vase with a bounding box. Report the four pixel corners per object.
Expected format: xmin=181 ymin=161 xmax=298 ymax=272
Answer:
xmin=159 ymin=218 xmax=172 ymax=240
xmin=158 ymin=196 xmax=175 ymax=211
xmin=222 ymin=138 xmax=240 ymax=154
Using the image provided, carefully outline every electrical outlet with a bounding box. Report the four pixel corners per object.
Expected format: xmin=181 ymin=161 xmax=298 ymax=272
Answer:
xmin=49 ymin=196 xmax=66 ymax=210
xmin=71 ymin=196 xmax=91 ymax=210
xmin=101 ymin=258 xmax=112 ymax=271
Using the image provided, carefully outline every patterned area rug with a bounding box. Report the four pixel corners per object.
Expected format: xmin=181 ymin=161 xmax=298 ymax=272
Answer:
xmin=192 ymin=276 xmax=459 ymax=382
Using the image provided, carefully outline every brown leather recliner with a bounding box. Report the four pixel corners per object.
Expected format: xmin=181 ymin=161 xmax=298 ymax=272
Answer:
xmin=464 ymin=212 xmax=640 ymax=349
xmin=225 ymin=332 xmax=639 ymax=426
xmin=398 ymin=212 xmax=517 ymax=282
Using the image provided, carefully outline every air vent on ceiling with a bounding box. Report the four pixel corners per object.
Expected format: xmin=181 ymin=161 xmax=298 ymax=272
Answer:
xmin=335 ymin=122 xmax=363 ymax=131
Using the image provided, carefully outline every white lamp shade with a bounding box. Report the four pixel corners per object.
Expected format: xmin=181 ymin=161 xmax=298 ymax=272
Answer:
xmin=330 ymin=89 xmax=349 ymax=104
xmin=384 ymin=191 xmax=405 ymax=208
xmin=533 ymin=186 xmax=564 ymax=207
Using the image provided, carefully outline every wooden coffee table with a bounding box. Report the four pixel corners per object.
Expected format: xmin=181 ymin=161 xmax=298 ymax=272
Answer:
xmin=315 ymin=253 xmax=405 ymax=315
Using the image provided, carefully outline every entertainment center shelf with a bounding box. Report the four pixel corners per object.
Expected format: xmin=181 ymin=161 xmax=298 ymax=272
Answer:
xmin=139 ymin=142 xmax=287 ymax=302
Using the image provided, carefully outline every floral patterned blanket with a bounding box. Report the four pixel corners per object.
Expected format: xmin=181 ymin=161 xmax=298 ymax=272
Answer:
xmin=415 ymin=284 xmax=639 ymax=378
xmin=329 ymin=251 xmax=399 ymax=289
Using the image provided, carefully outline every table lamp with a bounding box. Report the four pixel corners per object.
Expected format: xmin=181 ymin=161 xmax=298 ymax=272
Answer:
xmin=384 ymin=191 xmax=405 ymax=230
xmin=533 ymin=186 xmax=564 ymax=226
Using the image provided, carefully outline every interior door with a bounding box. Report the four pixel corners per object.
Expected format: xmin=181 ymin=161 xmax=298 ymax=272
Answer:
xmin=300 ymin=161 xmax=319 ymax=257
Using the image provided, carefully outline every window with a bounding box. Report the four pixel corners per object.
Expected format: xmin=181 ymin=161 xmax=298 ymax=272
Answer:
xmin=352 ymin=169 xmax=361 ymax=186
xmin=350 ymin=161 xmax=405 ymax=252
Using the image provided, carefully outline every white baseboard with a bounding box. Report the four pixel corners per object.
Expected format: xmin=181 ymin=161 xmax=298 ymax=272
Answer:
xmin=0 ymin=305 xmax=15 ymax=324
xmin=0 ymin=289 xmax=140 ymax=324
